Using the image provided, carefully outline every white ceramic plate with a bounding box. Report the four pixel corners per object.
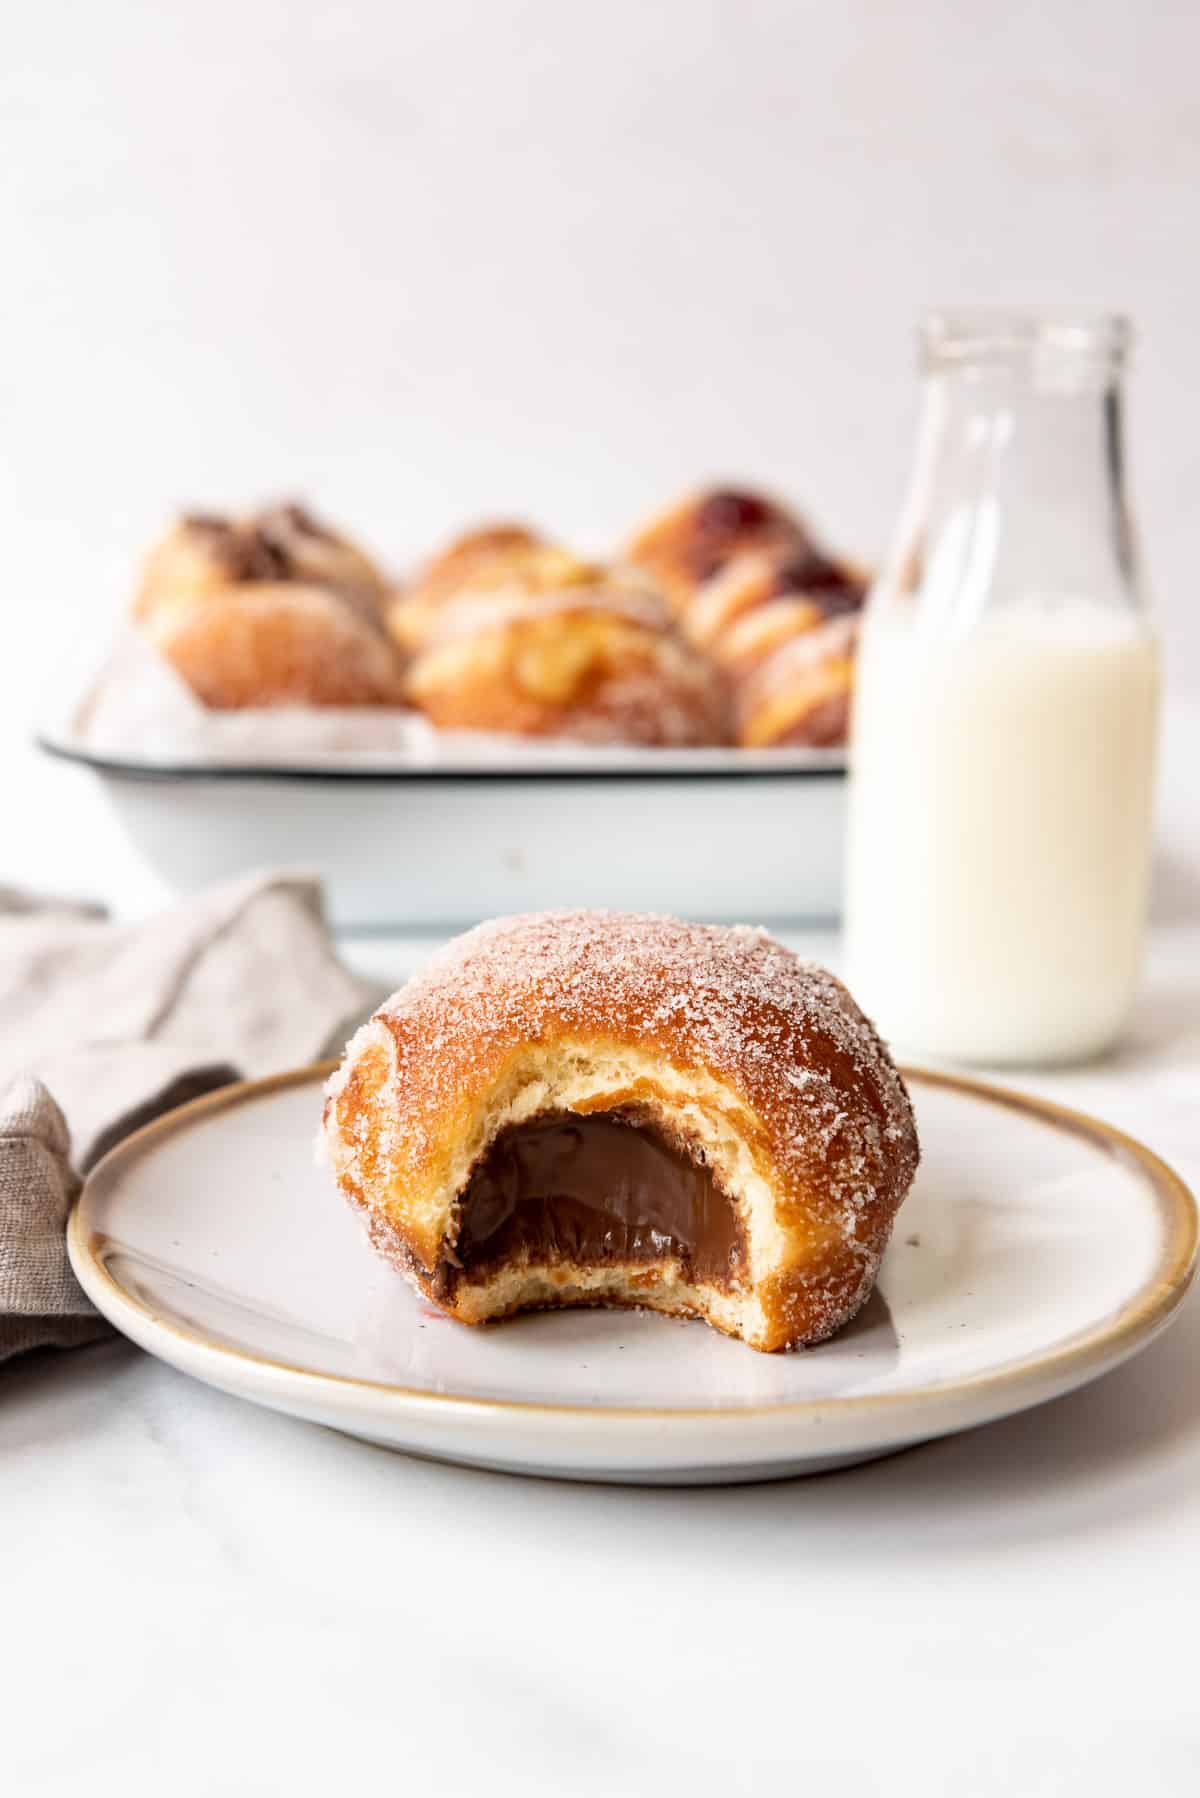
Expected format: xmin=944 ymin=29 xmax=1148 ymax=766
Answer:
xmin=69 ymin=1064 xmax=1197 ymax=1485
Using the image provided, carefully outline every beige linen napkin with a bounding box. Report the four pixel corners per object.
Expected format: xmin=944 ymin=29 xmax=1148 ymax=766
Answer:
xmin=0 ymin=873 xmax=380 ymax=1363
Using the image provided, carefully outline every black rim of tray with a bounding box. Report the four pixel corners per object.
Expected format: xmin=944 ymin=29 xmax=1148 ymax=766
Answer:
xmin=36 ymin=735 xmax=846 ymax=785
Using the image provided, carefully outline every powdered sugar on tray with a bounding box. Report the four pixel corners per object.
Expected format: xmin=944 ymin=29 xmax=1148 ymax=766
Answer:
xmin=44 ymin=630 xmax=844 ymax=773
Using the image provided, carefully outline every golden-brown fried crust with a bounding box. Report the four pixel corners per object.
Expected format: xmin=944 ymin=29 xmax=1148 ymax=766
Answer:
xmin=385 ymin=525 xmax=555 ymax=653
xmin=708 ymin=597 xmax=830 ymax=678
xmin=133 ymin=502 xmax=402 ymax=708
xmin=412 ymin=523 xmax=546 ymax=597
xmin=135 ymin=501 xmax=387 ymax=622
xmin=624 ymin=486 xmax=809 ymax=612
xmin=403 ymin=592 xmax=732 ymax=746
xmin=144 ymin=584 xmax=408 ymax=709
xmin=323 ymin=911 xmax=919 ymax=1351
xmin=684 ymin=543 xmax=865 ymax=652
xmin=668 ymin=536 xmax=866 ymax=749
xmin=736 ymin=617 xmax=858 ymax=748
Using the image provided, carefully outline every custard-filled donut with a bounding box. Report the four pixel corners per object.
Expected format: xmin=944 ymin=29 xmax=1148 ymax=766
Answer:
xmin=142 ymin=584 xmax=408 ymax=709
xmin=409 ymin=522 xmax=546 ymax=601
xmin=624 ymin=486 xmax=808 ymax=612
xmin=403 ymin=588 xmax=730 ymax=746
xmin=736 ymin=616 xmax=859 ymax=748
xmin=322 ymin=911 xmax=918 ymax=1352
xmin=386 ymin=524 xmax=555 ymax=653
xmin=135 ymin=501 xmax=387 ymax=623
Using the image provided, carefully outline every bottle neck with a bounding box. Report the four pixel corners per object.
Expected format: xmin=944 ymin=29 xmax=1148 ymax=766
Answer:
xmin=883 ymin=361 xmax=1142 ymax=631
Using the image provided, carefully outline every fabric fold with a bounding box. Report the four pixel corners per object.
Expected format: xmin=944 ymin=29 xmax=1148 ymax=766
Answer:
xmin=0 ymin=872 xmax=381 ymax=1363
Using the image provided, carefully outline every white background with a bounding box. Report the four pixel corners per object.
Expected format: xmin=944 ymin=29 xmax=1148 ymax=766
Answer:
xmin=5 ymin=0 xmax=1200 ymax=897
xmin=4 ymin=0 xmax=1199 ymax=700
xmin=6 ymin=0 xmax=1199 ymax=899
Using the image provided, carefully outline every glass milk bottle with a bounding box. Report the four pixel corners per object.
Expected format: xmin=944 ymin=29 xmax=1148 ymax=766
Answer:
xmin=844 ymin=312 xmax=1159 ymax=1065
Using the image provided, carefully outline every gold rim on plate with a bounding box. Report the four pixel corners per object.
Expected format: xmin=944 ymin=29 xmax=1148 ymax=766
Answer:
xmin=68 ymin=1060 xmax=1199 ymax=1426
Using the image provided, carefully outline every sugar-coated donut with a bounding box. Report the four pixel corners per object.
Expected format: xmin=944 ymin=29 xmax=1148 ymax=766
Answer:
xmin=624 ymin=486 xmax=808 ymax=613
xmin=135 ymin=501 xmax=387 ymax=622
xmin=685 ymin=543 xmax=865 ymax=653
xmin=142 ymin=584 xmax=408 ymax=709
xmin=385 ymin=524 xmax=556 ymax=653
xmin=403 ymin=587 xmax=730 ymax=746
xmin=735 ymin=616 xmax=859 ymax=748
xmin=133 ymin=501 xmax=404 ymax=708
xmin=677 ymin=541 xmax=865 ymax=748
xmin=709 ymin=596 xmax=835 ymax=679
xmin=408 ymin=522 xmax=546 ymax=603
xmin=322 ymin=910 xmax=918 ymax=1352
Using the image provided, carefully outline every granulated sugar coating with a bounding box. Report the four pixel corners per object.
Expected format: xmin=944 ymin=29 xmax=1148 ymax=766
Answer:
xmin=323 ymin=910 xmax=920 ymax=1351
xmin=405 ymin=599 xmax=729 ymax=748
xmin=373 ymin=909 xmax=911 ymax=1160
xmin=424 ymin=582 xmax=672 ymax=645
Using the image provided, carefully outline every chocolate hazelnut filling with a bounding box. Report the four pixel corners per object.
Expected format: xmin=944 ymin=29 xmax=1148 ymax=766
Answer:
xmin=445 ymin=1112 xmax=745 ymax=1291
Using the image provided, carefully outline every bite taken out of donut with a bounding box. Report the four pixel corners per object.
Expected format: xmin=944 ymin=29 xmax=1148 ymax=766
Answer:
xmin=322 ymin=910 xmax=919 ymax=1351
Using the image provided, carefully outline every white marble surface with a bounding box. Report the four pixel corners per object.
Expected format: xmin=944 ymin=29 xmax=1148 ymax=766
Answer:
xmin=2 ymin=737 xmax=1199 ymax=1795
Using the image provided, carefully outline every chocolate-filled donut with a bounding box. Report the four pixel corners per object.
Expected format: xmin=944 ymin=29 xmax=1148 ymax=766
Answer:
xmin=133 ymin=501 xmax=404 ymax=708
xmin=322 ymin=911 xmax=918 ymax=1351
xmin=142 ymin=584 xmax=407 ymax=710
xmin=135 ymin=501 xmax=388 ymax=621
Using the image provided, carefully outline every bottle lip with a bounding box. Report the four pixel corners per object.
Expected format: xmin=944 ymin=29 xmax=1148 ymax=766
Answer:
xmin=921 ymin=309 xmax=1131 ymax=369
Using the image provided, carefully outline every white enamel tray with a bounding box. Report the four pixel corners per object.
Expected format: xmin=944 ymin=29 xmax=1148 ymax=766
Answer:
xmin=38 ymin=734 xmax=847 ymax=929
xmin=39 ymin=635 xmax=847 ymax=928
xmin=69 ymin=1065 xmax=1197 ymax=1485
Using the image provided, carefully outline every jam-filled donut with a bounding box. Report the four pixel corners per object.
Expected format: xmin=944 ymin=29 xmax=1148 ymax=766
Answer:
xmin=323 ymin=911 xmax=917 ymax=1351
xmin=133 ymin=501 xmax=405 ymax=708
xmin=624 ymin=485 xmax=809 ymax=612
xmin=677 ymin=541 xmax=866 ymax=747
xmin=402 ymin=586 xmax=730 ymax=746
xmin=685 ymin=543 xmax=866 ymax=654
xmin=735 ymin=615 xmax=859 ymax=748
xmin=708 ymin=596 xmax=837 ymax=680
